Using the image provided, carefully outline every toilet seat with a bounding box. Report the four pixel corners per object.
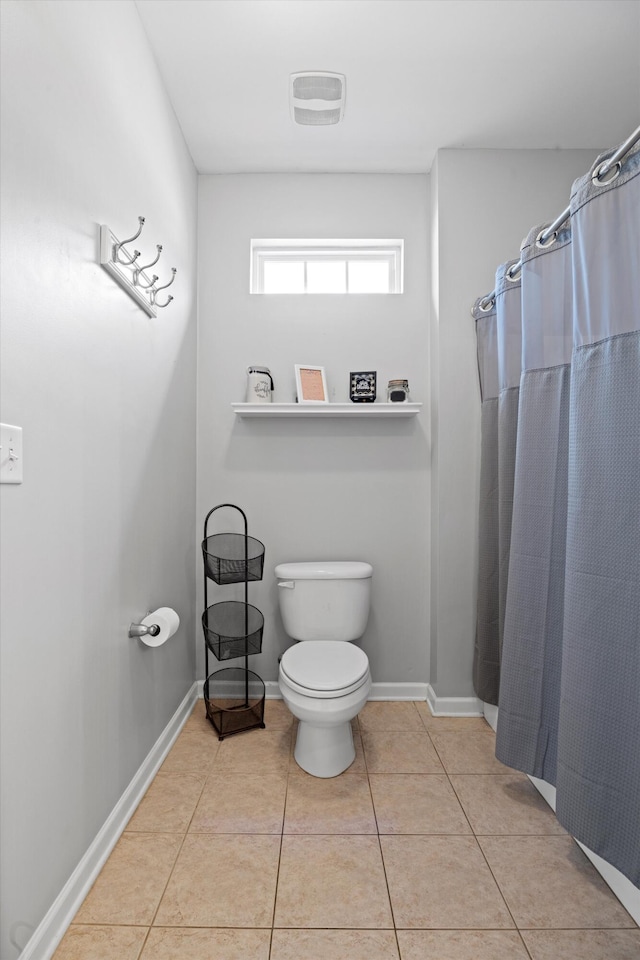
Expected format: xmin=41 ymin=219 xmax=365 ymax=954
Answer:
xmin=280 ymin=641 xmax=369 ymax=699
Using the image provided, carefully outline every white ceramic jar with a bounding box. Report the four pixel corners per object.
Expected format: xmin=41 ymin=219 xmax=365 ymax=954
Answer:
xmin=246 ymin=366 xmax=274 ymax=403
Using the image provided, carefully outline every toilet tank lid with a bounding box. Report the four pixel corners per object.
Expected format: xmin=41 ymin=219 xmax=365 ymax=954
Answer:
xmin=275 ymin=561 xmax=373 ymax=580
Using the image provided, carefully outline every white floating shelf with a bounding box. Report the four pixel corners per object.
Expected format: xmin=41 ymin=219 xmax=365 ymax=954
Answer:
xmin=232 ymin=402 xmax=422 ymax=419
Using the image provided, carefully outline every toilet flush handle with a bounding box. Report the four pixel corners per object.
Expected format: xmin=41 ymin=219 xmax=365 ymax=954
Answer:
xmin=278 ymin=580 xmax=295 ymax=589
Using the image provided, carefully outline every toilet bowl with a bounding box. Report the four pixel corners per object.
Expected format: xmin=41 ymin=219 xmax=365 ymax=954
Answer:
xmin=276 ymin=561 xmax=372 ymax=778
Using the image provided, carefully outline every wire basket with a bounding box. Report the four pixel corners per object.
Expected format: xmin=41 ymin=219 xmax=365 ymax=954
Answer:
xmin=202 ymin=600 xmax=264 ymax=661
xmin=204 ymin=667 xmax=265 ymax=739
xmin=202 ymin=533 xmax=265 ymax=585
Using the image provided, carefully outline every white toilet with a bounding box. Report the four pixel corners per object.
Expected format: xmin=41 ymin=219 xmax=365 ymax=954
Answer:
xmin=275 ymin=560 xmax=372 ymax=778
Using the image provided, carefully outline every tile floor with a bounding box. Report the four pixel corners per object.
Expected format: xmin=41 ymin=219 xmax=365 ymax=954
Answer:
xmin=54 ymin=700 xmax=639 ymax=960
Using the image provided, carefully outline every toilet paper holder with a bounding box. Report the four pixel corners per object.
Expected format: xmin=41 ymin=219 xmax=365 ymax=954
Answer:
xmin=128 ymin=607 xmax=180 ymax=646
xmin=129 ymin=619 xmax=161 ymax=639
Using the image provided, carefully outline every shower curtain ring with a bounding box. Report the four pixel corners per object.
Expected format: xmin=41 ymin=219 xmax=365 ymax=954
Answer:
xmin=113 ymin=216 xmax=146 ymax=264
xmin=592 ymin=159 xmax=622 ymax=186
xmin=536 ymin=228 xmax=557 ymax=249
xmin=506 ymin=262 xmax=522 ymax=282
xmin=478 ymin=296 xmax=495 ymax=312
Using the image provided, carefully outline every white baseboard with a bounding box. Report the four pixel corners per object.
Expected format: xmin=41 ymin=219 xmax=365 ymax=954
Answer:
xmin=199 ymin=679 xmax=485 ymax=713
xmin=21 ymin=683 xmax=199 ymax=960
xmin=484 ymin=703 xmax=640 ymax=926
xmin=196 ymin=679 xmax=282 ymax=700
xmin=426 ymin=684 xmax=484 ymax=716
xmin=483 ymin=701 xmax=499 ymax=731
xmin=198 ymin=680 xmax=430 ymax=702
xmin=264 ymin=680 xmax=282 ymax=700
xmin=368 ymin=681 xmax=429 ymax=701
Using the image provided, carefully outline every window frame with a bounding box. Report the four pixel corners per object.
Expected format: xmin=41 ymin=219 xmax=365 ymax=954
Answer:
xmin=250 ymin=239 xmax=404 ymax=294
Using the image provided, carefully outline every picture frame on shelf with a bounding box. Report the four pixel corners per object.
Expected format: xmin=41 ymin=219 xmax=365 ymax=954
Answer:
xmin=350 ymin=370 xmax=377 ymax=403
xmin=295 ymin=364 xmax=328 ymax=403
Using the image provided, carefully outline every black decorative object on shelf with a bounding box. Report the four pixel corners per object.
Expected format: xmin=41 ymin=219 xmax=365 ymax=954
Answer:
xmin=201 ymin=504 xmax=266 ymax=739
xmin=350 ymin=371 xmax=376 ymax=402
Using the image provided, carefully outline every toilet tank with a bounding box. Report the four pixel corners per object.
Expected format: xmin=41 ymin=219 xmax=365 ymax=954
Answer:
xmin=275 ymin=561 xmax=372 ymax=642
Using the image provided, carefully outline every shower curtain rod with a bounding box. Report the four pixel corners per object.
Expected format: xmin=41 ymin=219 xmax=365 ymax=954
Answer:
xmin=475 ymin=124 xmax=640 ymax=314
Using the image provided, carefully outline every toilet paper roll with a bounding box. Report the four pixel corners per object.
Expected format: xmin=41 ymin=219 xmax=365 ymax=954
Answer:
xmin=140 ymin=607 xmax=180 ymax=647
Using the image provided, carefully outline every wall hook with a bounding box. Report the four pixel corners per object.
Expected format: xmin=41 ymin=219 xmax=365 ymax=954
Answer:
xmin=134 ymin=244 xmax=163 ymax=287
xmin=151 ymin=267 xmax=177 ymax=308
xmin=113 ymin=216 xmax=145 ymax=264
xmin=137 ymin=273 xmax=159 ymax=290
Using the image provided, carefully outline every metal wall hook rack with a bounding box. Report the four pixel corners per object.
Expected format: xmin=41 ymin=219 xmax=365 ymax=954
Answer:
xmin=99 ymin=216 xmax=177 ymax=317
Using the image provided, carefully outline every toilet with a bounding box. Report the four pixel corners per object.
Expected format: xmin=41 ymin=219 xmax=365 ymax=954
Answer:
xmin=275 ymin=561 xmax=372 ymax=778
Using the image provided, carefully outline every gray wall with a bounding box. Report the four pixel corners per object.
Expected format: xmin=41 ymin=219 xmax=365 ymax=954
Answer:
xmin=196 ymin=157 xmax=600 ymax=700
xmin=0 ymin=2 xmax=198 ymax=956
xmin=429 ymin=147 xmax=600 ymax=698
xmin=197 ymin=174 xmax=431 ymax=686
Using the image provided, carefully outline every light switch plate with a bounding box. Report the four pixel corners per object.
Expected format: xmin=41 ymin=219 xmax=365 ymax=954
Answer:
xmin=0 ymin=423 xmax=23 ymax=483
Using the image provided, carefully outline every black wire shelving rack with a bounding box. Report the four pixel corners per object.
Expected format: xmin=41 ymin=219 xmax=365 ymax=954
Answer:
xmin=201 ymin=504 xmax=266 ymax=740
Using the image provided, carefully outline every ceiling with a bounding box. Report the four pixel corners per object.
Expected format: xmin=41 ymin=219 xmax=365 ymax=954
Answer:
xmin=135 ymin=0 xmax=640 ymax=174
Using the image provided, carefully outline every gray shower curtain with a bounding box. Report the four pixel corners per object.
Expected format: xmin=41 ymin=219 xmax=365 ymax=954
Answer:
xmin=472 ymin=299 xmax=500 ymax=704
xmin=473 ymin=261 xmax=522 ymax=706
xmin=555 ymin=147 xmax=640 ymax=887
xmin=476 ymin=138 xmax=640 ymax=887
xmin=494 ymin=222 xmax=573 ymax=785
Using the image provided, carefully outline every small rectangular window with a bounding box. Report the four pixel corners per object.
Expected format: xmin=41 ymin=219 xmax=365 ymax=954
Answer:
xmin=251 ymin=239 xmax=403 ymax=294
xmin=263 ymin=260 xmax=305 ymax=294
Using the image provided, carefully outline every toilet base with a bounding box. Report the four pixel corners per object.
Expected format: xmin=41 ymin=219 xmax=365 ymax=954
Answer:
xmin=279 ymin=663 xmax=371 ymax=779
xmin=294 ymin=719 xmax=355 ymax=778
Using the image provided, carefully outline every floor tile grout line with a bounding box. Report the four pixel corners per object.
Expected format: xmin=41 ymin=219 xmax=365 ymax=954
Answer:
xmin=375 ymin=834 xmax=403 ymax=955
xmin=441 ymin=764 xmax=476 ymax=837
xmin=268 ymin=834 xmax=285 ymax=957
xmin=142 ymin=723 xmax=214 ymax=935
xmin=518 ymin=929 xmax=537 ymax=960
xmin=469 ymin=825 xmax=525 ymax=935
xmin=267 ymin=725 xmax=293 ymax=958
xmin=134 ymin=924 xmax=152 ymax=959
xmin=362 ymin=735 xmax=403 ymax=957
xmin=431 ymin=716 xmax=526 ymax=938
xmin=132 ymin=830 xmax=191 ymax=932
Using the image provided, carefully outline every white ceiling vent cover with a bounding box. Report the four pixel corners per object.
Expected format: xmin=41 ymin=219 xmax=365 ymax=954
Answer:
xmin=290 ymin=72 xmax=346 ymax=126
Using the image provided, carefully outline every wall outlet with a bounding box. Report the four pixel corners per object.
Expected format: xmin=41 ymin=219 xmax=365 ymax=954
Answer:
xmin=0 ymin=423 xmax=23 ymax=483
